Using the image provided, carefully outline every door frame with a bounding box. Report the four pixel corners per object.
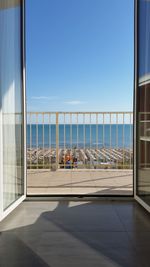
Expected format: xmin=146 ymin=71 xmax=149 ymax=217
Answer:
xmin=134 ymin=0 xmax=150 ymax=213
xmin=0 ymin=0 xmax=26 ymax=222
xmin=2 ymin=0 xmax=150 ymax=221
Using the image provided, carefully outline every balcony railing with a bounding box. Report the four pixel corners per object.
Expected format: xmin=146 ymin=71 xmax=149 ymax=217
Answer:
xmin=27 ymin=112 xmax=133 ymax=170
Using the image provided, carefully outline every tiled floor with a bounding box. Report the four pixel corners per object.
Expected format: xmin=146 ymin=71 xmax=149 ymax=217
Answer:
xmin=27 ymin=169 xmax=133 ymax=195
xmin=0 ymin=200 xmax=150 ymax=267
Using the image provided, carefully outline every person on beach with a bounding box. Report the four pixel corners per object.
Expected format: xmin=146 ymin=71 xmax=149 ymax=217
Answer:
xmin=73 ymin=157 xmax=78 ymax=168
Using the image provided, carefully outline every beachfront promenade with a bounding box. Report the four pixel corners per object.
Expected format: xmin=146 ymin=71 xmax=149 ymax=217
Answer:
xmin=27 ymin=169 xmax=133 ymax=195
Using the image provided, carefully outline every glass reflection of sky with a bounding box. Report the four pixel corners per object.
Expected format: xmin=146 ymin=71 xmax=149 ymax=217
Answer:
xmin=139 ymin=0 xmax=150 ymax=79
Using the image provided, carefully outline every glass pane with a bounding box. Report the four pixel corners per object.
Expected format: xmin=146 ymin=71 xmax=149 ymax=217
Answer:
xmin=137 ymin=0 xmax=150 ymax=205
xmin=137 ymin=85 xmax=150 ymax=204
xmin=138 ymin=0 xmax=150 ymax=83
xmin=0 ymin=0 xmax=24 ymax=210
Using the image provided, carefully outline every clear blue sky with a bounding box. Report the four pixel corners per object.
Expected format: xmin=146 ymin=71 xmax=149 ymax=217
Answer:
xmin=26 ymin=0 xmax=134 ymax=112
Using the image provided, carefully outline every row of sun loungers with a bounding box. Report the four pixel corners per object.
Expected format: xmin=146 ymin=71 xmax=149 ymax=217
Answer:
xmin=27 ymin=148 xmax=133 ymax=167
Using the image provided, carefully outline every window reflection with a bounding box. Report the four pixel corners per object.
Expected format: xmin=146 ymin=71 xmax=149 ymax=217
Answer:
xmin=137 ymin=0 xmax=150 ymax=205
xmin=138 ymin=0 xmax=150 ymax=81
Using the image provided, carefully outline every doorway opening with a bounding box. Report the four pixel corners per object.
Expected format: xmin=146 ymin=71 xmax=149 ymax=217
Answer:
xmin=26 ymin=0 xmax=134 ymax=196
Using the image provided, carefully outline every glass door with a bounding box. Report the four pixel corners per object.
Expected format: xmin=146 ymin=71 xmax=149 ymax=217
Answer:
xmin=0 ymin=0 xmax=26 ymax=221
xmin=134 ymin=0 xmax=150 ymax=212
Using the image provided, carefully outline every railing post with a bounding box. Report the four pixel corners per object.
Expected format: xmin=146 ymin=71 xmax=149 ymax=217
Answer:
xmin=56 ymin=112 xmax=59 ymax=169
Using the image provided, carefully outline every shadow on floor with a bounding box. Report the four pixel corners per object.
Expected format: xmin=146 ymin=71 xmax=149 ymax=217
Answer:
xmin=0 ymin=199 xmax=150 ymax=267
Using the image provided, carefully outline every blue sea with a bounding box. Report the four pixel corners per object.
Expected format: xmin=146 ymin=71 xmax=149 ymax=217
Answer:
xmin=27 ymin=124 xmax=133 ymax=149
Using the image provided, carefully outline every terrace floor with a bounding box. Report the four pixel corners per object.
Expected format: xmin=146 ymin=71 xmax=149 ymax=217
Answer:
xmin=0 ymin=200 xmax=150 ymax=267
xmin=27 ymin=169 xmax=133 ymax=195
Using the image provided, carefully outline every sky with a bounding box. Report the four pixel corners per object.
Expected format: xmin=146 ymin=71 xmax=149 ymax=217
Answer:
xmin=26 ymin=0 xmax=134 ymax=112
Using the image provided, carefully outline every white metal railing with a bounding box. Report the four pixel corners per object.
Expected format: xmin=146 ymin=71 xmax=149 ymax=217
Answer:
xmin=27 ymin=112 xmax=133 ymax=170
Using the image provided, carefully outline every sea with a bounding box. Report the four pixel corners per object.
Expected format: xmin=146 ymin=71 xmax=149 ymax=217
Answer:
xmin=27 ymin=124 xmax=133 ymax=149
